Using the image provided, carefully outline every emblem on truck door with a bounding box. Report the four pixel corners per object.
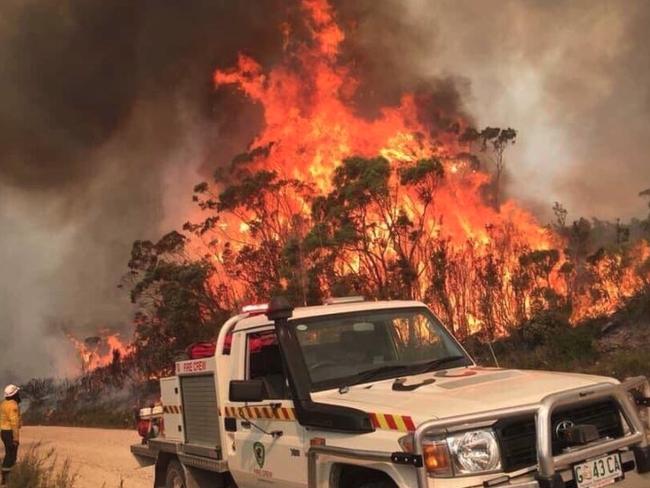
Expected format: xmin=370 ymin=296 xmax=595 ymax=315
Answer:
xmin=253 ymin=442 xmax=265 ymax=468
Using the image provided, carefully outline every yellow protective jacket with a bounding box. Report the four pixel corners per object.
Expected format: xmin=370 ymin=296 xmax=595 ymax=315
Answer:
xmin=0 ymin=400 xmax=21 ymax=441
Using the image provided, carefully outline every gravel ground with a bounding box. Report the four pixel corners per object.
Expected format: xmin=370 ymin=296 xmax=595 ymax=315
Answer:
xmin=10 ymin=426 xmax=153 ymax=488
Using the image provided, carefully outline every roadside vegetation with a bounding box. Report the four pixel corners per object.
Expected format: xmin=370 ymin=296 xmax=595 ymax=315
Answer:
xmin=463 ymin=287 xmax=650 ymax=380
xmin=7 ymin=443 xmax=77 ymax=488
xmin=21 ymin=357 xmax=158 ymax=429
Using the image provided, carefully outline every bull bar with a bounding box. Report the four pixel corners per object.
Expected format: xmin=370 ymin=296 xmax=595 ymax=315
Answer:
xmin=411 ymin=376 xmax=650 ymax=488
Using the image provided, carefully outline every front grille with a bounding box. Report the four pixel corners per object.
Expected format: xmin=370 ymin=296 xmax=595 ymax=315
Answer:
xmin=494 ymin=400 xmax=624 ymax=472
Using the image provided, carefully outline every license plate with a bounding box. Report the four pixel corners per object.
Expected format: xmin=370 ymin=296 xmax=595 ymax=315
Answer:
xmin=573 ymin=453 xmax=623 ymax=488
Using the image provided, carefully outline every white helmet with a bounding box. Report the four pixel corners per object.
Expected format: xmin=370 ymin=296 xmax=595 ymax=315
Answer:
xmin=3 ymin=384 xmax=19 ymax=398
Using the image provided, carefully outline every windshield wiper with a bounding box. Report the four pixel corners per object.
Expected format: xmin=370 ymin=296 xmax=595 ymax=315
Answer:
xmin=410 ymin=355 xmax=468 ymax=375
xmin=338 ymin=364 xmax=413 ymax=393
xmin=389 ymin=356 xmax=467 ymax=391
xmin=337 ymin=356 xmax=468 ymax=394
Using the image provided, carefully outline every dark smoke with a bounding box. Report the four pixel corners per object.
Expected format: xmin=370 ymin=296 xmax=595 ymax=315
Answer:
xmin=0 ymin=0 xmax=289 ymax=380
xmin=1 ymin=0 xmax=648 ymax=379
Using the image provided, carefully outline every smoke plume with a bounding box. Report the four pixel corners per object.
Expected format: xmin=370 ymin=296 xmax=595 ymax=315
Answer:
xmin=387 ymin=0 xmax=650 ymax=220
xmin=0 ymin=0 xmax=288 ymax=380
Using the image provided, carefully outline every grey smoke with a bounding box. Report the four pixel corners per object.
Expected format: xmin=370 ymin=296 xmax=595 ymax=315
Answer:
xmin=0 ymin=0 xmax=287 ymax=380
xmin=0 ymin=0 xmax=648 ymax=380
xmin=391 ymin=0 xmax=650 ymax=221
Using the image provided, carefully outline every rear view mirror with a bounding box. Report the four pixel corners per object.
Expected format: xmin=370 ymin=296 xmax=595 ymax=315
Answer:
xmin=229 ymin=379 xmax=266 ymax=403
xmin=353 ymin=322 xmax=375 ymax=332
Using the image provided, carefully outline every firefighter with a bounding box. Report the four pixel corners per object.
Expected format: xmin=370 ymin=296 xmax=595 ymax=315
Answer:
xmin=0 ymin=385 xmax=21 ymax=486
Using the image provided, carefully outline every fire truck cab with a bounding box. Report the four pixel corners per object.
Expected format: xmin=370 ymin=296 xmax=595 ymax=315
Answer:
xmin=132 ymin=297 xmax=650 ymax=488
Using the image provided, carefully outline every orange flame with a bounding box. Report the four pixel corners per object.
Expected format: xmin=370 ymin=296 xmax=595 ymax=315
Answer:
xmin=202 ymin=0 xmax=650 ymax=337
xmin=212 ymin=1 xmax=545 ymax=249
xmin=66 ymin=330 xmax=129 ymax=374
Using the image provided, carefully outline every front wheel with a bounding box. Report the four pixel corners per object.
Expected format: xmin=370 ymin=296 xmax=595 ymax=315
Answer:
xmin=165 ymin=459 xmax=186 ymax=488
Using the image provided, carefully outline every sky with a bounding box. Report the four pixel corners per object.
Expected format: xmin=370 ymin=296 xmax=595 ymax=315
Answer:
xmin=0 ymin=0 xmax=648 ymax=379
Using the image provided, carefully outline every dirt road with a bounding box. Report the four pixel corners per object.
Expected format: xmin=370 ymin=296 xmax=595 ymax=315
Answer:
xmin=3 ymin=426 xmax=649 ymax=488
xmin=13 ymin=426 xmax=153 ymax=488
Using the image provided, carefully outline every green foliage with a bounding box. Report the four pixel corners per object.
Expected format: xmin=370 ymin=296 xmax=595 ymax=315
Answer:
xmin=229 ymin=143 xmax=273 ymax=169
xmin=398 ymin=158 xmax=444 ymax=186
xmin=306 ymin=155 xmax=453 ymax=300
xmin=486 ymin=334 xmax=649 ymax=380
xmin=126 ymin=232 xmax=228 ymax=376
xmin=518 ymin=249 xmax=560 ymax=272
xmin=466 ymin=319 xmax=597 ymax=373
xmin=459 ymin=126 xmax=517 ymax=156
xmin=545 ymin=325 xmax=597 ymax=364
xmin=517 ymin=312 xmax=572 ymax=348
xmin=465 ymin=288 xmax=650 ymax=380
xmin=133 ymin=264 xmax=225 ymax=374
xmin=598 ymin=350 xmax=650 ymax=379
xmin=398 ymin=158 xmax=444 ymax=204
xmin=8 ymin=444 xmax=77 ymax=488
xmin=310 ymin=157 xmax=391 ymax=238
xmin=217 ymin=170 xmax=279 ymax=213
xmin=460 ymin=126 xmax=516 ymax=205
xmin=127 ymin=165 xmax=321 ymax=375
xmin=331 ymin=156 xmax=391 ymax=205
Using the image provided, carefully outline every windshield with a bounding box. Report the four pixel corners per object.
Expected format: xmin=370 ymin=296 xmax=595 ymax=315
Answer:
xmin=293 ymin=307 xmax=471 ymax=391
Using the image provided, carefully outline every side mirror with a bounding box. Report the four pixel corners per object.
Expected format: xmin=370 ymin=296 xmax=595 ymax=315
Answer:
xmin=229 ymin=379 xmax=266 ymax=403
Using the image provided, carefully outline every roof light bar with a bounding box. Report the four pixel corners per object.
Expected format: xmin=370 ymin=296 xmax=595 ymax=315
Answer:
xmin=323 ymin=296 xmax=365 ymax=305
xmin=242 ymin=303 xmax=269 ymax=314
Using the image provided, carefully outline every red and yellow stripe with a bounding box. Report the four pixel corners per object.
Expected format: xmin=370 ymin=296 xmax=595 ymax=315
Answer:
xmin=368 ymin=412 xmax=416 ymax=432
xmin=222 ymin=405 xmax=297 ymax=421
xmin=182 ymin=403 xmax=414 ymax=432
xmin=162 ymin=405 xmax=182 ymax=414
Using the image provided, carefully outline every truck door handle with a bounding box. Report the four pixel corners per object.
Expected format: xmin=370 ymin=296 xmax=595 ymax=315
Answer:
xmin=241 ymin=420 xmax=252 ymax=429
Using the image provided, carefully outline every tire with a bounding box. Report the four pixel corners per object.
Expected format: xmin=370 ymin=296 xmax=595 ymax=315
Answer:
xmin=165 ymin=459 xmax=186 ymax=488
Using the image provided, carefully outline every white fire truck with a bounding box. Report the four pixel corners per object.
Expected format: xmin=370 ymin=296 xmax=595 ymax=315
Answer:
xmin=132 ymin=297 xmax=650 ymax=488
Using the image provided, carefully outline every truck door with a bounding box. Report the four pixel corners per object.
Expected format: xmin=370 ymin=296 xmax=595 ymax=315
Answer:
xmin=226 ymin=329 xmax=307 ymax=488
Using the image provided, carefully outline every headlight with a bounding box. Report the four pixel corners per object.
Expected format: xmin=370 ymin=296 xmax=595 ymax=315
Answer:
xmin=399 ymin=428 xmax=501 ymax=477
xmin=447 ymin=429 xmax=501 ymax=474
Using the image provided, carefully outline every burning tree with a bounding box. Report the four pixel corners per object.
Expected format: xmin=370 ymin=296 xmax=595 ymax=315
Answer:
xmin=125 ymin=0 xmax=650 ymax=367
xmin=124 ymin=231 xmax=232 ymax=376
xmin=65 ymin=330 xmax=129 ymax=374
